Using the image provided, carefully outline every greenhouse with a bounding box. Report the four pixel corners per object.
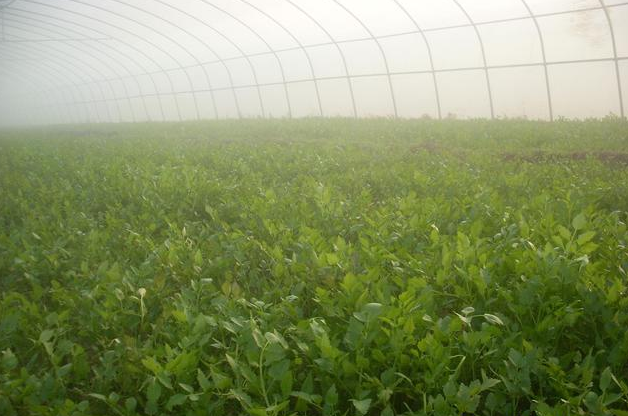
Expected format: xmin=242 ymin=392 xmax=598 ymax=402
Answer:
xmin=0 ymin=1 xmax=627 ymax=416
xmin=1 ymin=0 xmax=627 ymax=123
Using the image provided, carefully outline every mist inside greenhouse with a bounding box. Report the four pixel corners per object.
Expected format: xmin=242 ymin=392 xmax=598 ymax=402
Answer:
xmin=1 ymin=1 xmax=627 ymax=415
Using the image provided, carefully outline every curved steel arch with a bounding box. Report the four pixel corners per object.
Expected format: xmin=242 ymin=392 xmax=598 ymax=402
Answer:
xmin=520 ymin=0 xmax=554 ymax=121
xmin=0 ymin=46 xmax=87 ymax=122
xmin=109 ymin=0 xmax=242 ymax=120
xmin=103 ymin=0 xmax=275 ymax=119
xmin=0 ymin=64 xmax=66 ymax=123
xmin=451 ymin=0 xmax=496 ymax=119
xmin=1 ymin=18 xmax=138 ymax=122
xmin=69 ymin=40 xmax=135 ymax=122
xmin=196 ymin=0 xmax=286 ymax=118
xmin=599 ymin=0 xmax=625 ymax=117
xmin=19 ymin=0 xmax=184 ymax=121
xmin=2 ymin=0 xmax=627 ymax=124
xmin=5 ymin=5 xmax=175 ymax=122
xmin=152 ymin=0 xmax=293 ymax=119
xmin=331 ymin=0 xmax=399 ymax=118
xmin=144 ymin=0 xmax=262 ymax=119
xmin=391 ymin=0 xmax=443 ymax=119
xmin=1 ymin=42 xmax=109 ymax=122
xmin=0 ymin=49 xmax=86 ymax=123
xmin=26 ymin=0 xmax=234 ymax=121
xmin=71 ymin=0 xmax=202 ymax=121
xmin=239 ymin=0 xmax=323 ymax=117
xmin=35 ymin=0 xmax=272 ymax=121
xmin=3 ymin=13 xmax=140 ymax=122
xmin=285 ymin=0 xmax=358 ymax=117
xmin=1 ymin=28 xmax=121 ymax=123
xmin=0 ymin=0 xmax=16 ymax=10
xmin=3 ymin=9 xmax=154 ymax=120
xmin=0 ymin=39 xmax=109 ymax=123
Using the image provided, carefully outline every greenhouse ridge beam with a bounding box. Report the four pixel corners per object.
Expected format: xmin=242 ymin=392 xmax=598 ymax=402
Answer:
xmin=149 ymin=0 xmax=270 ymax=119
xmin=22 ymin=0 xmax=202 ymax=121
xmin=140 ymin=1 xmax=244 ymax=120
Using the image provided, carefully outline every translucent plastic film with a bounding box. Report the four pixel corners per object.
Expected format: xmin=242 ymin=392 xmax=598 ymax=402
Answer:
xmin=0 ymin=0 xmax=626 ymax=125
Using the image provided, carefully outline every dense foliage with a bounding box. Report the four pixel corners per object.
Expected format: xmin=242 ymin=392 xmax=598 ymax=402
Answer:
xmin=1 ymin=119 xmax=627 ymax=416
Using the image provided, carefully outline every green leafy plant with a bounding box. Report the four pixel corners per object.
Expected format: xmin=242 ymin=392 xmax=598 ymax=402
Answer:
xmin=1 ymin=118 xmax=627 ymax=415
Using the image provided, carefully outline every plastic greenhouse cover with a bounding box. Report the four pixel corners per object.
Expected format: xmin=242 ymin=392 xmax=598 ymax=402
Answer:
xmin=0 ymin=0 xmax=626 ymax=125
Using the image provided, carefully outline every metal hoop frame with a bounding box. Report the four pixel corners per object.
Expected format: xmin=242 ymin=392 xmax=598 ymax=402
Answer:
xmin=1 ymin=0 xmax=626 ymax=124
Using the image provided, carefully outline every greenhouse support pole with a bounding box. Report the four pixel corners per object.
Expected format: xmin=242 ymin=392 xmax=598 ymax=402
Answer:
xmin=332 ymin=0 xmax=399 ymax=118
xmin=452 ymin=0 xmax=495 ymax=119
xmin=520 ymin=0 xmax=554 ymax=121
xmin=392 ymin=0 xmax=442 ymax=119
xmin=241 ymin=0 xmax=324 ymax=117
xmin=599 ymin=0 xmax=625 ymax=118
xmin=286 ymin=0 xmax=358 ymax=118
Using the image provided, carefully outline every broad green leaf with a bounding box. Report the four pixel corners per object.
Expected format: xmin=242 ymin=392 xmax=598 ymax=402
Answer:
xmin=179 ymin=383 xmax=194 ymax=393
xmin=194 ymin=249 xmax=203 ymax=266
xmin=147 ymin=380 xmax=161 ymax=403
xmin=125 ymin=397 xmax=137 ymax=413
xmin=88 ymin=393 xmax=108 ymax=402
xmin=265 ymin=331 xmax=289 ymax=349
xmin=1 ymin=349 xmax=18 ymax=370
xmin=324 ymin=384 xmax=338 ymax=407
xmin=197 ymin=369 xmax=211 ymax=391
xmin=291 ymin=391 xmax=322 ymax=404
xmin=211 ymin=368 xmax=232 ymax=390
xmin=156 ymin=373 xmax=173 ymax=389
xmin=351 ymin=398 xmax=372 ymax=415
xmin=577 ymin=231 xmax=596 ymax=245
xmin=557 ymin=225 xmax=571 ymax=241
xmin=382 ymin=406 xmax=394 ymax=416
xmin=165 ymin=394 xmax=187 ymax=410
xmin=572 ymin=213 xmax=587 ymax=231
xmin=142 ymin=357 xmax=163 ymax=374
xmin=600 ymin=367 xmax=612 ymax=392
xmin=280 ymin=370 xmax=293 ymax=397
xmin=39 ymin=329 xmax=54 ymax=343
